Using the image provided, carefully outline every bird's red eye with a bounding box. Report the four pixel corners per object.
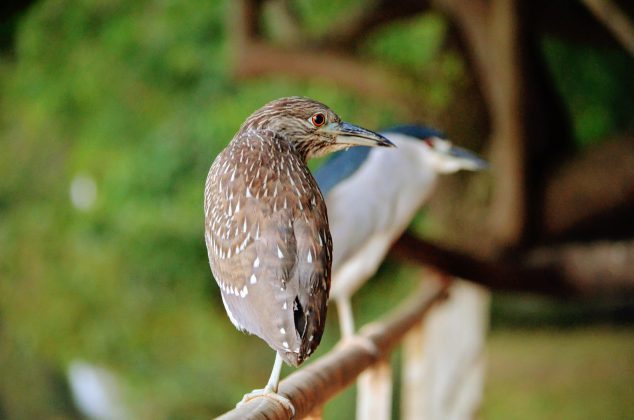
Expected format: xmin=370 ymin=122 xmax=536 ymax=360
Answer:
xmin=423 ymin=138 xmax=434 ymax=148
xmin=311 ymin=113 xmax=326 ymax=127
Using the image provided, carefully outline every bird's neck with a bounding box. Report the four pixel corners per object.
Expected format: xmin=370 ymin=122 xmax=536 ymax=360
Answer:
xmin=391 ymin=135 xmax=434 ymax=168
xmin=237 ymin=126 xmax=312 ymax=163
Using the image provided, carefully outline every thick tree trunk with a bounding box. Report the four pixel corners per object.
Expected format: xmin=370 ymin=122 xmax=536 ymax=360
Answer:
xmin=431 ymin=0 xmax=573 ymax=254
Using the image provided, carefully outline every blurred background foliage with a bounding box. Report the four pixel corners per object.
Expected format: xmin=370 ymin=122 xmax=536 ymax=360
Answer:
xmin=0 ymin=0 xmax=633 ymax=418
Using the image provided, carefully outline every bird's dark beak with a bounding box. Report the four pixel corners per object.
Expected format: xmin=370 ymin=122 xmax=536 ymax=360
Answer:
xmin=332 ymin=121 xmax=395 ymax=148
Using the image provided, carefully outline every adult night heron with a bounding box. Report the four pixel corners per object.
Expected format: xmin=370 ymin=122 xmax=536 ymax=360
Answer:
xmin=204 ymin=97 xmax=393 ymax=409
xmin=314 ymin=125 xmax=487 ymax=338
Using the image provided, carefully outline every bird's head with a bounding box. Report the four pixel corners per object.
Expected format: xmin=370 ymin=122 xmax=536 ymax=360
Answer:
xmin=384 ymin=125 xmax=488 ymax=174
xmin=242 ymin=97 xmax=394 ymax=160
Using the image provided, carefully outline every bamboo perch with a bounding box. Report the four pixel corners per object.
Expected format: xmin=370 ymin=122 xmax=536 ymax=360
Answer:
xmin=216 ymin=281 xmax=449 ymax=419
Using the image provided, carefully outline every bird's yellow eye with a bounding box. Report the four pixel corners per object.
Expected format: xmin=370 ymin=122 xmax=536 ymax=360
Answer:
xmin=311 ymin=113 xmax=326 ymax=127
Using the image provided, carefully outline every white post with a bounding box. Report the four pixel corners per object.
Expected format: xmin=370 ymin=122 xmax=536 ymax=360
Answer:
xmin=356 ymin=358 xmax=392 ymax=420
xmin=402 ymin=319 xmax=426 ymax=419
xmin=402 ymin=279 xmax=490 ymax=420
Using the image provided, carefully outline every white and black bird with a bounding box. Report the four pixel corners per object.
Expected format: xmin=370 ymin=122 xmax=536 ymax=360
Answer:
xmin=314 ymin=125 xmax=487 ymax=338
xmin=204 ymin=97 xmax=393 ymax=409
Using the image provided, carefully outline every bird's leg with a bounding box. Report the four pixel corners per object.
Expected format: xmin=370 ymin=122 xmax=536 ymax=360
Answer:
xmin=266 ymin=351 xmax=284 ymax=392
xmin=238 ymin=352 xmax=296 ymax=416
xmin=337 ymin=296 xmax=355 ymax=339
xmin=335 ymin=297 xmax=380 ymax=357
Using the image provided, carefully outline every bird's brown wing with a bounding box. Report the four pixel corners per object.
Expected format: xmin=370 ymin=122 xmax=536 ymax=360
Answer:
xmin=288 ymin=209 xmax=332 ymax=364
xmin=204 ymin=131 xmax=331 ymax=366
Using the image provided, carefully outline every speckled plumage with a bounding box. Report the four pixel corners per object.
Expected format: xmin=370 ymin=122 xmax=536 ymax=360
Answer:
xmin=204 ymin=97 xmax=393 ymax=386
xmin=204 ymin=97 xmax=350 ymax=368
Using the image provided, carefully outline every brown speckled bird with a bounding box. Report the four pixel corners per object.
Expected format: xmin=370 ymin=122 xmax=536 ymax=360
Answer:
xmin=204 ymin=97 xmax=393 ymax=407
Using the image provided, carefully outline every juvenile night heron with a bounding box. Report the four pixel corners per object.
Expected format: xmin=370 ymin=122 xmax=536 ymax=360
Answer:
xmin=204 ymin=97 xmax=393 ymax=409
xmin=314 ymin=125 xmax=487 ymax=338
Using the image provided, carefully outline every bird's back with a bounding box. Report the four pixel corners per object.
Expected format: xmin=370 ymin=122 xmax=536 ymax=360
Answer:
xmin=204 ymin=129 xmax=332 ymax=366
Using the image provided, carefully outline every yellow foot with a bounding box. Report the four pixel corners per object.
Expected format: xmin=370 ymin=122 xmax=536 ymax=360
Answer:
xmin=237 ymin=386 xmax=296 ymax=417
xmin=336 ymin=334 xmax=380 ymax=358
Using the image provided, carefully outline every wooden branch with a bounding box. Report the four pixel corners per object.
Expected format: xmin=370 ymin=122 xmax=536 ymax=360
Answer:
xmin=268 ymin=0 xmax=306 ymax=44
xmin=391 ymin=232 xmax=573 ymax=297
xmin=230 ymin=0 xmax=265 ymax=45
xmin=535 ymin=0 xmax=634 ymax=48
xmin=231 ymin=0 xmax=420 ymax=116
xmin=315 ymin=0 xmax=431 ymax=50
xmin=528 ymin=240 xmax=634 ymax=296
xmin=216 ymin=281 xmax=448 ymax=419
xmin=581 ymin=0 xmax=634 ymax=56
xmin=432 ymin=0 xmax=576 ymax=251
xmin=432 ymin=0 xmax=530 ymax=249
xmin=391 ymin=232 xmax=634 ymax=298
xmin=268 ymin=0 xmax=633 ymax=53
xmin=232 ymin=40 xmax=415 ymax=114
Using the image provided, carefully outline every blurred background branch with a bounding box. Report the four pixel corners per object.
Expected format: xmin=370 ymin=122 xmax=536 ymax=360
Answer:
xmin=392 ymin=232 xmax=634 ymax=298
xmin=581 ymin=0 xmax=634 ymax=56
xmin=231 ymin=0 xmax=420 ymax=114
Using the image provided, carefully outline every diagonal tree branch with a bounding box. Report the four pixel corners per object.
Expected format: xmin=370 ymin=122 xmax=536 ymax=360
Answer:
xmin=391 ymin=232 xmax=573 ymax=297
xmin=232 ymin=40 xmax=416 ymax=113
xmin=230 ymin=0 xmax=421 ymax=115
xmin=581 ymin=0 xmax=634 ymax=56
xmin=314 ymin=0 xmax=432 ymax=50
xmin=527 ymin=240 xmax=634 ymax=296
